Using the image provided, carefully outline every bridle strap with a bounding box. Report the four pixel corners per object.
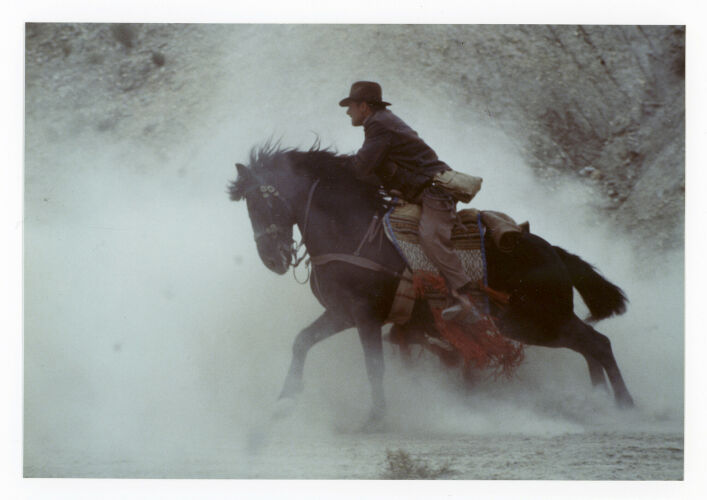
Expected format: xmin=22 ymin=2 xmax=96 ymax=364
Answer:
xmin=353 ymin=214 xmax=382 ymax=256
xmin=291 ymin=178 xmax=320 ymax=268
xmin=253 ymin=223 xmax=287 ymax=242
xmin=300 ymin=178 xmax=320 ymax=243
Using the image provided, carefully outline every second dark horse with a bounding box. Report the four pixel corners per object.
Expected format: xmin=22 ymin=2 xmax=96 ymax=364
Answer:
xmin=229 ymin=145 xmax=634 ymax=426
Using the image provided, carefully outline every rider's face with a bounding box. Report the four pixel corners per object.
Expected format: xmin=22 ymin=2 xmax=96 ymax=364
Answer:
xmin=346 ymin=101 xmax=370 ymax=127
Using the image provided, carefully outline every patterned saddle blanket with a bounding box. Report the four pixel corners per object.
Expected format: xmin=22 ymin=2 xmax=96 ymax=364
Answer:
xmin=382 ymin=201 xmax=525 ymax=325
xmin=382 ymin=202 xmax=526 ymax=377
xmin=383 ymin=202 xmax=486 ymax=286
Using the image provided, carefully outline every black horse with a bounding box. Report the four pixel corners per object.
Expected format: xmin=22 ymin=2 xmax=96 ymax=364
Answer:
xmin=229 ymin=144 xmax=634 ymax=425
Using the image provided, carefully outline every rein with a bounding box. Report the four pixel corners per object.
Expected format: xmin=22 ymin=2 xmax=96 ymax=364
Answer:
xmin=290 ymin=178 xmax=320 ymax=283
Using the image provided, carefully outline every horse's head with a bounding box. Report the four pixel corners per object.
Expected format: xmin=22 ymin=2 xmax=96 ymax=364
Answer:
xmin=229 ymin=162 xmax=295 ymax=275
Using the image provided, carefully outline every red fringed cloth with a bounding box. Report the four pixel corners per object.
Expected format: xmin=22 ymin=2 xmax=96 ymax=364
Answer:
xmin=411 ymin=271 xmax=525 ymax=379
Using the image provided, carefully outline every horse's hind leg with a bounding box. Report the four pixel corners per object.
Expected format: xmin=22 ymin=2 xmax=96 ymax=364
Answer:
xmin=497 ymin=311 xmax=630 ymax=406
xmin=559 ymin=315 xmax=634 ymax=408
xmin=582 ymin=352 xmax=609 ymax=391
xmin=279 ymin=310 xmax=352 ymax=400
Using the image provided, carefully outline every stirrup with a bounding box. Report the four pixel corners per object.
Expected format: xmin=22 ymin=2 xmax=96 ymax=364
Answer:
xmin=441 ymin=294 xmax=482 ymax=322
xmin=441 ymin=303 xmax=467 ymax=320
xmin=441 ymin=292 xmax=471 ymax=319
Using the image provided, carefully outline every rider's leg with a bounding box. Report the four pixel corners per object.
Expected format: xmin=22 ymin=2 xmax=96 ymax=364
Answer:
xmin=418 ymin=187 xmax=473 ymax=318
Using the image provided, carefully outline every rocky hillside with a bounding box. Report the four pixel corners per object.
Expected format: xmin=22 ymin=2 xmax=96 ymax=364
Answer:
xmin=370 ymin=25 xmax=685 ymax=251
xmin=25 ymin=24 xmax=234 ymax=168
xmin=25 ymin=24 xmax=685 ymax=252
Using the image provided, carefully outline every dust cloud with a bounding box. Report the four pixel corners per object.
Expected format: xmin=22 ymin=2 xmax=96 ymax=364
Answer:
xmin=23 ymin=25 xmax=683 ymax=477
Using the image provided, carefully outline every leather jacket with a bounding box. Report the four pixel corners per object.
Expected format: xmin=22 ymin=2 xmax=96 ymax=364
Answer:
xmin=347 ymin=109 xmax=451 ymax=202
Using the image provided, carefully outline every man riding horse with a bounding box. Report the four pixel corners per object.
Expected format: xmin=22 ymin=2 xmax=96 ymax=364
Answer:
xmin=229 ymin=95 xmax=635 ymax=420
xmin=340 ymin=81 xmax=478 ymax=319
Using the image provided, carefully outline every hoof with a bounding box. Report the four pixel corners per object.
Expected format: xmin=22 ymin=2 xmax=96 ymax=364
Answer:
xmin=246 ymin=427 xmax=268 ymax=455
xmin=278 ymin=379 xmax=304 ymax=401
xmin=360 ymin=417 xmax=386 ymax=433
xmin=359 ymin=408 xmax=386 ymax=433
xmin=616 ymin=395 xmax=635 ymax=410
xmin=272 ymin=396 xmax=297 ymax=420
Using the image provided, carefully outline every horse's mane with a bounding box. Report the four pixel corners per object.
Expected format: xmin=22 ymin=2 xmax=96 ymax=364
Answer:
xmin=236 ymin=141 xmax=385 ymax=211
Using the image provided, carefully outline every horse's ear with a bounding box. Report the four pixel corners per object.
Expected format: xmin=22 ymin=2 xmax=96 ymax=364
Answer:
xmin=236 ymin=163 xmax=249 ymax=178
xmin=229 ymin=163 xmax=255 ymax=201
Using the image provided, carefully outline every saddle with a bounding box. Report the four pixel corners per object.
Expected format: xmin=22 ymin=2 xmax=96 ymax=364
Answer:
xmin=382 ymin=201 xmax=527 ymax=378
xmin=383 ymin=201 xmax=527 ymax=325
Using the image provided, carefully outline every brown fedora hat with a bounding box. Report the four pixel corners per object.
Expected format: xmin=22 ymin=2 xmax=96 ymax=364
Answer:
xmin=338 ymin=81 xmax=391 ymax=107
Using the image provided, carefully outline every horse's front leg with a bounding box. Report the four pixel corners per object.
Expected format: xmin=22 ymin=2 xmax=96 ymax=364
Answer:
xmin=356 ymin=318 xmax=386 ymax=427
xmin=279 ymin=309 xmax=351 ymax=400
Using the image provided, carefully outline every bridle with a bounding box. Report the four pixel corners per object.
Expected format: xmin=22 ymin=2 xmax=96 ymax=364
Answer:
xmin=246 ymin=177 xmax=321 ymax=277
xmin=243 ymin=172 xmax=400 ymax=284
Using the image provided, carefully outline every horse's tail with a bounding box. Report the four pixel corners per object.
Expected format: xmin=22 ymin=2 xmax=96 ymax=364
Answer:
xmin=553 ymin=246 xmax=628 ymax=322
